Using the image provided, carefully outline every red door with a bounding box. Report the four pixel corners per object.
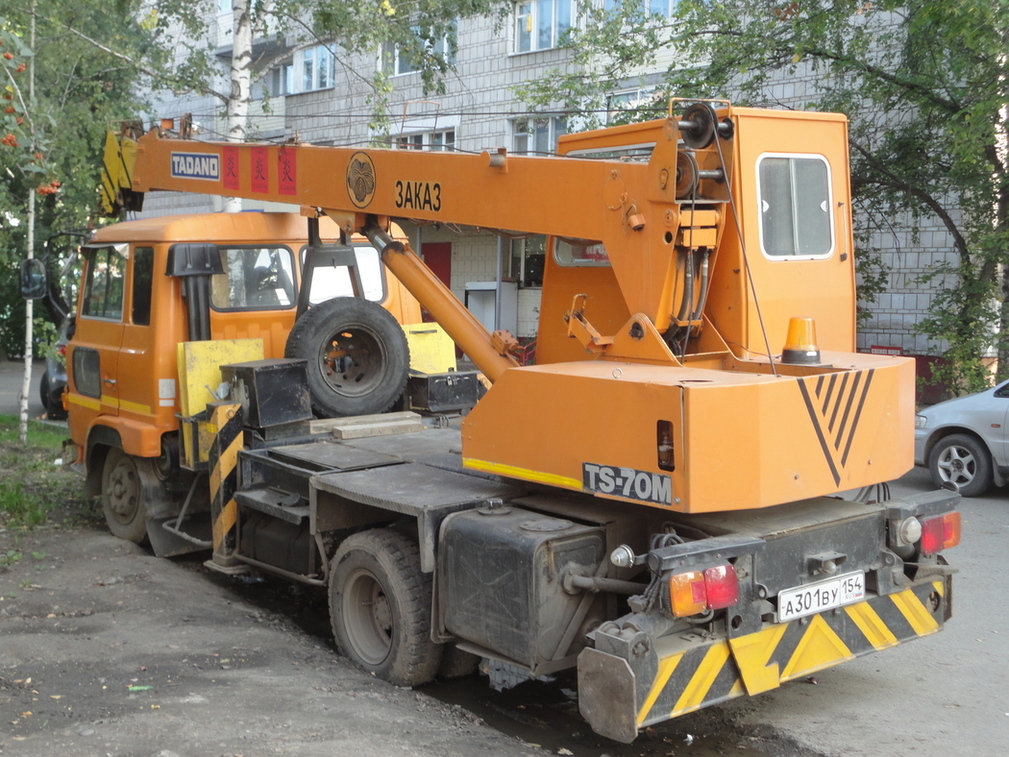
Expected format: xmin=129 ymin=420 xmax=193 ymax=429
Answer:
xmin=421 ymin=242 xmax=452 ymax=322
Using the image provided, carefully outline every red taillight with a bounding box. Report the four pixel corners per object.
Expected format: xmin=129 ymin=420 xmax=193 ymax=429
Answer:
xmin=920 ymin=512 xmax=961 ymax=555
xmin=57 ymin=344 xmax=66 ymax=357
xmin=668 ymin=564 xmax=739 ymax=617
xmin=703 ymin=565 xmax=740 ymax=609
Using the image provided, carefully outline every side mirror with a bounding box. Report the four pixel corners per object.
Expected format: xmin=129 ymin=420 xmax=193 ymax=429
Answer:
xmin=19 ymin=258 xmax=47 ymax=300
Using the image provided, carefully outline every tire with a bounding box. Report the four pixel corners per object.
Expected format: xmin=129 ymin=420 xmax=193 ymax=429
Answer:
xmin=39 ymin=372 xmax=68 ymax=420
xmin=329 ymin=529 xmax=443 ymax=687
xmin=928 ymin=433 xmax=993 ymax=497
xmin=285 ymin=297 xmax=409 ymax=418
xmin=101 ymin=448 xmax=160 ymax=544
xmin=39 ymin=372 xmax=50 ymax=412
xmin=437 ymin=644 xmax=479 ymax=679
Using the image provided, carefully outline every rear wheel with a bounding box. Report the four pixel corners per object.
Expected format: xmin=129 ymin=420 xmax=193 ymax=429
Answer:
xmin=928 ymin=433 xmax=993 ymax=497
xmin=329 ymin=528 xmax=442 ymax=687
xmin=101 ymin=448 xmax=158 ymax=544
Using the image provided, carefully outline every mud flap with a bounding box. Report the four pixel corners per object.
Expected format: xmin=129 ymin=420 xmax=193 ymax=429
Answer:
xmin=578 ymin=648 xmax=638 ymax=743
xmin=147 ymin=516 xmax=212 ymax=557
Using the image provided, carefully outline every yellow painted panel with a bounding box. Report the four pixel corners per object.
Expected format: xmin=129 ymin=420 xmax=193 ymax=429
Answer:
xmin=728 ymin=623 xmax=788 ymax=695
xmin=403 ymin=323 xmax=457 ymax=374
xmin=176 ymin=339 xmax=264 ymax=417
xmin=780 ymin=615 xmax=853 ymax=680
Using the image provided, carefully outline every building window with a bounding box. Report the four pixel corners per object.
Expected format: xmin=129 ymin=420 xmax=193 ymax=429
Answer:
xmin=516 ymin=0 xmax=572 ymax=53
xmin=512 ymin=116 xmax=567 ymax=155
xmin=603 ymin=0 xmax=676 ymax=15
xmin=510 ymin=236 xmax=546 ymax=288
xmin=396 ymin=129 xmax=456 ymax=151
xmin=757 ymin=154 xmax=833 ymax=258
xmin=384 ymin=24 xmax=457 ymax=76
xmin=607 ymin=87 xmax=659 ymax=123
xmin=301 ymin=45 xmax=334 ymax=92
xmin=270 ymin=63 xmax=294 ymax=96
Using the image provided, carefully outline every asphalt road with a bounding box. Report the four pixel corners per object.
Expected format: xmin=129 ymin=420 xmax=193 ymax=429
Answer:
xmin=1 ymin=357 xmax=1006 ymax=756
xmin=0 ymin=359 xmax=46 ymax=420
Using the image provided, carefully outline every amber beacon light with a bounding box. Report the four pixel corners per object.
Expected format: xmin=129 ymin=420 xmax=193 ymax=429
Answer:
xmin=781 ymin=316 xmax=821 ymax=364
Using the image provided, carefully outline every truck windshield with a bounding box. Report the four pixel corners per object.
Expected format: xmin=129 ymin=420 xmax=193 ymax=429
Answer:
xmin=211 ymin=246 xmax=296 ymax=310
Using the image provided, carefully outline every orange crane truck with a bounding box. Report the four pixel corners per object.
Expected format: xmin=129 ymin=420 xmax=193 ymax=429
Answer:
xmin=52 ymin=102 xmax=958 ymax=741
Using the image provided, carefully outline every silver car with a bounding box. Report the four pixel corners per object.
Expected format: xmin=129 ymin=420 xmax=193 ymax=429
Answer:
xmin=914 ymin=381 xmax=1009 ymax=496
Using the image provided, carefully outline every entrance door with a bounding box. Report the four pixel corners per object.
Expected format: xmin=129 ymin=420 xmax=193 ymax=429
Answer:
xmin=420 ymin=242 xmax=452 ymax=322
xmin=421 ymin=242 xmax=452 ymax=288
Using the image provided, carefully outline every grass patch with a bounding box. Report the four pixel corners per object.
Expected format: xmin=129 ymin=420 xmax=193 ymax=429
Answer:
xmin=0 ymin=414 xmax=96 ymax=532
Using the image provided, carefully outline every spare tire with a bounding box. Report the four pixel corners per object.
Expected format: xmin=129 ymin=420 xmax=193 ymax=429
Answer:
xmin=285 ymin=297 xmax=409 ymax=418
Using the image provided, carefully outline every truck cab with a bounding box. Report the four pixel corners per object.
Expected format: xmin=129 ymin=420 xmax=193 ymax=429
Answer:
xmin=65 ymin=212 xmax=421 ymax=544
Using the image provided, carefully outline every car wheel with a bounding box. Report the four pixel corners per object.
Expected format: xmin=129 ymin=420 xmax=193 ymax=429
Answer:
xmin=39 ymin=372 xmax=50 ymax=412
xmin=928 ymin=433 xmax=993 ymax=497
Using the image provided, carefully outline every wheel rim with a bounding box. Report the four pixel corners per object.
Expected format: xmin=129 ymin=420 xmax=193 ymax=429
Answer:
xmin=317 ymin=325 xmax=388 ymax=399
xmin=936 ymin=445 xmax=976 ymax=488
xmin=342 ymin=567 xmax=393 ymax=665
xmin=107 ymin=457 xmax=142 ymax=525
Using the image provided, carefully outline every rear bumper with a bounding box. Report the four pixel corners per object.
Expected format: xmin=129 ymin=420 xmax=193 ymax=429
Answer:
xmin=578 ymin=573 xmax=951 ymax=743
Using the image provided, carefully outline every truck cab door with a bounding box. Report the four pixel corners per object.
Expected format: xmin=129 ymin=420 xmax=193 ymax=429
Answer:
xmin=68 ymin=244 xmax=128 ymax=423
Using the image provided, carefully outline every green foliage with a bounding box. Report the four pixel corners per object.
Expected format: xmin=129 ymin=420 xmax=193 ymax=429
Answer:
xmin=519 ymin=0 xmax=1008 ymax=396
xmin=0 ymin=413 xmax=85 ymax=531
xmin=0 ymin=482 xmax=48 ymax=530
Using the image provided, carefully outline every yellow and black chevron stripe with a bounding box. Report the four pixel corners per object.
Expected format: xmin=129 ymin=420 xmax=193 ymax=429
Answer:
xmin=208 ymin=402 xmax=243 ymax=560
xmin=798 ymin=370 xmax=875 ymax=486
xmin=635 ymin=578 xmax=947 ymax=730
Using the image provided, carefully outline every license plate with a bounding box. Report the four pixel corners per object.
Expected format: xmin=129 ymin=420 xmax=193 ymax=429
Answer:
xmin=777 ymin=571 xmax=865 ymax=622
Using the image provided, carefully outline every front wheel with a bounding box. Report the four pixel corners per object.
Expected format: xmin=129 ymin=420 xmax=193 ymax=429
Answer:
xmin=928 ymin=433 xmax=993 ymax=497
xmin=101 ymin=448 xmax=162 ymax=544
xmin=329 ymin=529 xmax=443 ymax=687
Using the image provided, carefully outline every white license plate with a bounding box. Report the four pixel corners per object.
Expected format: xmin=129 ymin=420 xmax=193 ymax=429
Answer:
xmin=777 ymin=570 xmax=865 ymax=622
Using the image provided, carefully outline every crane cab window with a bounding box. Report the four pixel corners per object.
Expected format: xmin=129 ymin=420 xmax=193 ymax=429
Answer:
xmin=305 ymin=245 xmax=386 ymax=304
xmin=81 ymin=243 xmax=128 ymax=320
xmin=757 ymin=154 xmax=833 ymax=258
xmin=211 ymin=246 xmax=296 ymax=310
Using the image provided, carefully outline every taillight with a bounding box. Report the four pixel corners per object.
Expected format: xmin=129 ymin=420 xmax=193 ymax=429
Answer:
xmin=57 ymin=344 xmax=66 ymax=357
xmin=920 ymin=511 xmax=961 ymax=555
xmin=668 ymin=564 xmax=739 ymax=617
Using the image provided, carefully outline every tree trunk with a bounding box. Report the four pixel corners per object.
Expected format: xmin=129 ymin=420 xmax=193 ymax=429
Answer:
xmin=19 ymin=190 xmax=35 ymax=445
xmin=19 ymin=8 xmax=37 ymax=445
xmin=223 ymin=0 xmax=253 ymax=214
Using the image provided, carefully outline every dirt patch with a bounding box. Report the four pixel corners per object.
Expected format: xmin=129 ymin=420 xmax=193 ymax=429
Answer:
xmin=0 ymin=527 xmax=546 ymax=757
